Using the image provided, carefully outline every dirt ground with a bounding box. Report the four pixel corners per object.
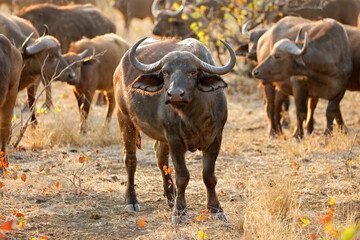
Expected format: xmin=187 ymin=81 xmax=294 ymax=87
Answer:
xmin=0 ymin=6 xmax=360 ymax=240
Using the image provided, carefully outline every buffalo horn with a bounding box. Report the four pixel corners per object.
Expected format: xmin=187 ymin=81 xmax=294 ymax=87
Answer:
xmin=152 ymin=0 xmax=186 ymax=18
xmin=24 ymin=38 xmax=54 ymax=56
xmin=241 ymin=20 xmax=251 ymax=36
xmin=79 ymin=49 xmax=89 ymax=59
xmin=195 ymin=40 xmax=236 ymax=75
xmin=42 ymin=24 xmax=49 ymax=37
xmin=20 ymin=32 xmax=34 ymax=55
xmin=129 ymin=37 xmax=162 ymax=73
xmin=276 ymin=32 xmax=308 ymax=57
xmin=295 ymin=28 xmax=302 ymax=42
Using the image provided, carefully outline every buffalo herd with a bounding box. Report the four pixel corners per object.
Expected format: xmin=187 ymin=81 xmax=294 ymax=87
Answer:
xmin=0 ymin=0 xmax=360 ymax=224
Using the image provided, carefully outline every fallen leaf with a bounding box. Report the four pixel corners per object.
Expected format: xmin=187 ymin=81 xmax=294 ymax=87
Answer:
xmin=0 ymin=220 xmax=17 ymax=231
xmin=56 ymin=182 xmax=60 ymax=188
xmin=138 ymin=218 xmax=146 ymax=228
xmin=21 ymin=174 xmax=26 ymax=182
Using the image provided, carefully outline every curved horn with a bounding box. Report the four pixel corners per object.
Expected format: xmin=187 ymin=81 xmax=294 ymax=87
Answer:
xmin=241 ymin=20 xmax=251 ymax=36
xmin=275 ymin=32 xmax=308 ymax=57
xmin=196 ymin=40 xmax=236 ymax=75
xmin=152 ymin=0 xmax=186 ymax=18
xmin=24 ymin=38 xmax=51 ymax=56
xmin=79 ymin=49 xmax=89 ymax=59
xmin=129 ymin=37 xmax=163 ymax=73
xmin=295 ymin=28 xmax=302 ymax=42
xmin=42 ymin=24 xmax=49 ymax=37
xmin=20 ymin=32 xmax=34 ymax=55
xmin=298 ymin=32 xmax=308 ymax=56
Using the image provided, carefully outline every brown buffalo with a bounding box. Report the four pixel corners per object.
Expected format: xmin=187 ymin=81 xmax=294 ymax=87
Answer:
xmin=17 ymin=4 xmax=116 ymax=53
xmin=253 ymin=17 xmax=352 ymax=139
xmin=64 ymin=34 xmax=130 ymax=134
xmin=0 ymin=13 xmax=77 ymax=124
xmin=114 ymin=37 xmax=235 ymax=223
xmin=0 ymin=34 xmax=23 ymax=169
xmin=113 ymin=0 xmax=155 ymax=31
xmin=286 ymin=0 xmax=360 ymax=26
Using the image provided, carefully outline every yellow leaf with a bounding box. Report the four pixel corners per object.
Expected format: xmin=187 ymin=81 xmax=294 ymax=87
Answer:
xmin=341 ymin=226 xmax=356 ymax=240
xmin=300 ymin=217 xmax=311 ymax=225
xmin=198 ymin=230 xmax=207 ymax=240
xmin=55 ymin=107 xmax=62 ymax=113
xmin=19 ymin=221 xmax=25 ymax=229
xmin=349 ymin=160 xmax=353 ymax=166
xmin=181 ymin=14 xmax=188 ymax=20
xmin=330 ymin=198 xmax=336 ymax=206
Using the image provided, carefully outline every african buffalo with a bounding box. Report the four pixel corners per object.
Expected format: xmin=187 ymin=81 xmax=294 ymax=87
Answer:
xmin=114 ymin=37 xmax=235 ymax=223
xmin=0 ymin=13 xmax=77 ymax=124
xmin=17 ymin=3 xmax=116 ymax=53
xmin=253 ymin=17 xmax=352 ymax=139
xmin=286 ymin=0 xmax=360 ymax=26
xmin=0 ymin=34 xmax=22 ymax=168
xmin=113 ymin=0 xmax=155 ymax=31
xmin=64 ymin=33 xmax=130 ymax=134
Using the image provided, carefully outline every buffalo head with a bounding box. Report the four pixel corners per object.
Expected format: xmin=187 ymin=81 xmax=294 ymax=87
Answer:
xmin=129 ymin=37 xmax=236 ymax=107
xmin=63 ymin=49 xmax=98 ymax=86
xmin=20 ymin=32 xmax=78 ymax=85
xmin=253 ymin=31 xmax=309 ymax=83
xmin=235 ymin=21 xmax=266 ymax=61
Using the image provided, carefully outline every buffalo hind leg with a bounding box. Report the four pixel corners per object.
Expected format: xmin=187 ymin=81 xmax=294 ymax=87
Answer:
xmin=335 ymin=105 xmax=347 ymax=133
xmin=202 ymin=135 xmax=227 ymax=222
xmin=116 ymin=109 xmax=139 ymax=211
xmin=274 ymin=90 xmax=289 ymax=134
xmin=325 ymin=89 xmax=346 ymax=135
xmin=103 ymin=91 xmax=115 ymax=127
xmin=168 ymin=138 xmax=189 ymax=224
xmin=154 ymin=141 xmax=175 ymax=207
xmin=80 ymin=90 xmax=95 ymax=135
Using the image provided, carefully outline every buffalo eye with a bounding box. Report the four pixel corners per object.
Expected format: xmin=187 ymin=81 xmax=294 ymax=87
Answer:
xmin=188 ymin=70 xmax=197 ymax=76
xmin=162 ymin=70 xmax=169 ymax=76
xmin=273 ymin=53 xmax=281 ymax=59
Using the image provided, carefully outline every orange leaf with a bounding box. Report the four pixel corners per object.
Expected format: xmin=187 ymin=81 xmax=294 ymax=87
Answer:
xmin=0 ymin=220 xmax=16 ymax=231
xmin=56 ymin=182 xmax=59 ymax=188
xmin=96 ymin=150 xmax=99 ymax=155
xmin=11 ymin=172 xmax=17 ymax=180
xmin=220 ymin=190 xmax=225 ymax=194
xmin=0 ymin=232 xmax=4 ymax=240
xmin=79 ymin=156 xmax=85 ymax=163
xmin=16 ymin=213 xmax=25 ymax=218
xmin=21 ymin=174 xmax=26 ymax=182
xmin=138 ymin=218 xmax=146 ymax=228
xmin=0 ymin=182 xmax=3 ymax=190
xmin=8 ymin=150 xmax=13 ymax=154
xmin=40 ymin=236 xmax=48 ymax=240
xmin=81 ymin=191 xmax=88 ymax=197
xmin=0 ymin=152 xmax=4 ymax=157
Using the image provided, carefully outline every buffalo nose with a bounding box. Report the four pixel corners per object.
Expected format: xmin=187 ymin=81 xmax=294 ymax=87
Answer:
xmin=253 ymin=69 xmax=260 ymax=78
xmin=167 ymin=88 xmax=185 ymax=102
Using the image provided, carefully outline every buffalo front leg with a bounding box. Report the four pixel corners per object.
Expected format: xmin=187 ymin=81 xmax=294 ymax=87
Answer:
xmin=26 ymin=82 xmax=40 ymax=125
xmin=154 ymin=141 xmax=175 ymax=207
xmin=169 ymin=138 xmax=189 ymax=224
xmin=116 ymin=109 xmax=139 ymax=211
xmin=305 ymin=97 xmax=318 ymax=135
xmin=80 ymin=90 xmax=95 ymax=135
xmin=202 ymin=135 xmax=227 ymax=222
xmin=262 ymin=83 xmax=278 ymax=138
xmin=291 ymin=77 xmax=308 ymax=139
xmin=325 ymin=89 xmax=346 ymax=135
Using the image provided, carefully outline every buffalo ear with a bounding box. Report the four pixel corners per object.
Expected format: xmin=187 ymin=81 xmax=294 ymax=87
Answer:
xmin=132 ymin=74 xmax=164 ymax=92
xmin=198 ymin=75 xmax=227 ymax=92
xmin=234 ymin=44 xmax=249 ymax=57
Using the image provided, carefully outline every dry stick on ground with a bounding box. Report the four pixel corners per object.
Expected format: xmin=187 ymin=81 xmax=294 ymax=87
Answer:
xmin=12 ymin=51 xmax=104 ymax=148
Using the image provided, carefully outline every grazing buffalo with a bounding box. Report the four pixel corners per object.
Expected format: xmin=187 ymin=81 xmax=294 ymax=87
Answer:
xmin=286 ymin=0 xmax=360 ymax=26
xmin=0 ymin=34 xmax=22 ymax=167
xmin=0 ymin=13 xmax=77 ymax=124
xmin=17 ymin=4 xmax=116 ymax=53
xmin=114 ymin=37 xmax=235 ymax=223
xmin=253 ymin=17 xmax=352 ymax=139
xmin=64 ymin=34 xmax=130 ymax=134
xmin=113 ymin=0 xmax=155 ymax=31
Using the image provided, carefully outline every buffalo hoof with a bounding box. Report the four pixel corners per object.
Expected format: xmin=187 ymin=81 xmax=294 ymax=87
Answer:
xmin=171 ymin=214 xmax=189 ymax=224
xmin=167 ymin=199 xmax=174 ymax=208
xmin=125 ymin=203 xmax=140 ymax=211
xmin=213 ymin=212 xmax=229 ymax=222
xmin=281 ymin=120 xmax=289 ymax=130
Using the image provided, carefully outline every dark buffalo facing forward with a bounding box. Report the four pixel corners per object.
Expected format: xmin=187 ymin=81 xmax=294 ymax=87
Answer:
xmin=253 ymin=17 xmax=352 ymax=139
xmin=114 ymin=37 xmax=235 ymax=223
xmin=0 ymin=13 xmax=77 ymax=124
xmin=0 ymin=34 xmax=22 ymax=168
xmin=64 ymin=34 xmax=130 ymax=134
